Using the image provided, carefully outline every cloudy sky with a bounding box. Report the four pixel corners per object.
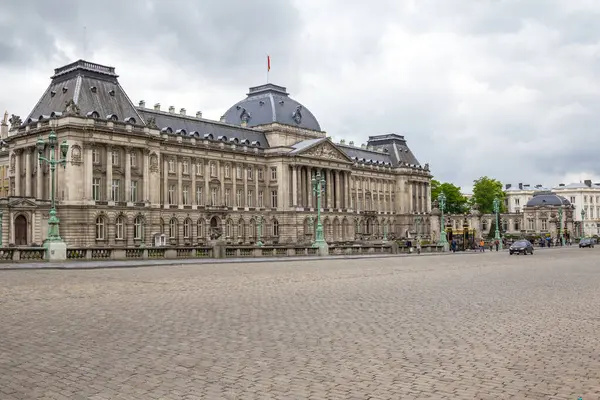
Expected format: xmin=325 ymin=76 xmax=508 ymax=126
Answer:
xmin=1 ymin=0 xmax=599 ymax=192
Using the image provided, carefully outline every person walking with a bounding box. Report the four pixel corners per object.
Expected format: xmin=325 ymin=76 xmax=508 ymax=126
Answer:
xmin=495 ymin=239 xmax=499 ymax=251
xmin=479 ymin=239 xmax=485 ymax=252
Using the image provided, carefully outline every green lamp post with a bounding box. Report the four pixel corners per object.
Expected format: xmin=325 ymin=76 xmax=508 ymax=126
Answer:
xmin=383 ymin=221 xmax=388 ymax=242
xmin=311 ymin=171 xmax=328 ymax=253
xmin=415 ymin=215 xmax=423 ymax=240
xmin=438 ymin=192 xmax=448 ymax=248
xmin=37 ymin=131 xmax=69 ymax=258
xmin=492 ymin=197 xmax=503 ymax=250
xmin=580 ymin=208 xmax=586 ymax=239
xmin=558 ymin=206 xmax=564 ymax=246
xmin=254 ymin=215 xmax=264 ymax=247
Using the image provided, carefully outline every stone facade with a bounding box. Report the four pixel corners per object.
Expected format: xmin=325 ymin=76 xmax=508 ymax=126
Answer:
xmin=0 ymin=60 xmax=433 ymax=247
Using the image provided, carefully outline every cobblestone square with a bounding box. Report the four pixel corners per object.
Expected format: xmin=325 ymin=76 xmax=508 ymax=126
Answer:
xmin=1 ymin=249 xmax=599 ymax=399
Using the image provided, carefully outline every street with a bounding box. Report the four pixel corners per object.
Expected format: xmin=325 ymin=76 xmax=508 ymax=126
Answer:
xmin=1 ymin=248 xmax=599 ymax=399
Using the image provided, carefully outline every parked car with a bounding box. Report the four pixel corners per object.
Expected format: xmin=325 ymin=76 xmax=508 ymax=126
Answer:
xmin=509 ymin=240 xmax=534 ymax=255
xmin=579 ymin=238 xmax=594 ymax=248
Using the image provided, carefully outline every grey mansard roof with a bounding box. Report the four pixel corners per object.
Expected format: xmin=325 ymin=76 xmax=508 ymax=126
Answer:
xmin=24 ymin=60 xmax=143 ymax=125
xmin=526 ymin=192 xmax=571 ymax=207
xmin=222 ymin=84 xmax=322 ymax=131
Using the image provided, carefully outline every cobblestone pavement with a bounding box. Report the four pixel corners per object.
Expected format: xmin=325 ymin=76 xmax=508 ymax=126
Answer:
xmin=1 ymin=248 xmax=599 ymax=399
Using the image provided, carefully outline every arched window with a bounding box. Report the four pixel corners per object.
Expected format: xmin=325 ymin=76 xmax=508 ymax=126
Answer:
xmin=238 ymin=219 xmax=245 ymax=239
xmin=272 ymin=219 xmax=279 ymax=237
xmin=183 ymin=218 xmax=192 ymax=239
xmin=95 ymin=216 xmax=106 ymax=240
xmin=134 ymin=216 xmax=144 ymax=240
xmin=197 ymin=219 xmax=205 ymax=239
xmin=115 ymin=216 xmax=125 ymax=240
xmin=169 ymin=218 xmax=178 ymax=239
xmin=226 ymin=219 xmax=233 ymax=237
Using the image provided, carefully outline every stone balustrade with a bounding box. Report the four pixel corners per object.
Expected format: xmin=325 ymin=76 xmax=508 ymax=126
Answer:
xmin=0 ymin=243 xmax=446 ymax=262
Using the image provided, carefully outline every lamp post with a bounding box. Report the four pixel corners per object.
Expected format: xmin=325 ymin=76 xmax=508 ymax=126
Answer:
xmin=254 ymin=215 xmax=264 ymax=247
xmin=492 ymin=197 xmax=503 ymax=250
xmin=580 ymin=208 xmax=586 ymax=239
xmin=415 ymin=215 xmax=423 ymax=241
xmin=383 ymin=222 xmax=388 ymax=242
xmin=438 ymin=192 xmax=448 ymax=249
xmin=37 ymin=131 xmax=69 ymax=259
xmin=311 ymin=171 xmax=328 ymax=254
xmin=558 ymin=206 xmax=564 ymax=246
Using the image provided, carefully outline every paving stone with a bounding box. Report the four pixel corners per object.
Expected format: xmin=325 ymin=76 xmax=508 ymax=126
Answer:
xmin=0 ymin=247 xmax=598 ymax=399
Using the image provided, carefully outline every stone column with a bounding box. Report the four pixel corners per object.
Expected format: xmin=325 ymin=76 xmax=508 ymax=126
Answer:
xmin=292 ymin=165 xmax=298 ymax=207
xmin=84 ymin=145 xmax=93 ymax=200
xmin=307 ymin=167 xmax=313 ymax=208
xmin=125 ymin=148 xmax=132 ymax=203
xmin=355 ymin=177 xmax=360 ymax=211
xmin=426 ymin=182 xmax=431 ymax=213
xmin=36 ymin=148 xmax=44 ymax=199
xmin=232 ymin=162 xmax=237 ymax=207
xmin=363 ymin=179 xmax=367 ymax=211
xmin=177 ymin=156 xmax=182 ymax=205
xmin=191 ymin=157 xmax=196 ymax=206
xmin=25 ymin=149 xmax=32 ymax=197
xmin=326 ymin=169 xmax=332 ymax=209
xmin=163 ymin=157 xmax=169 ymax=206
xmin=335 ymin=170 xmax=341 ymax=209
xmin=255 ymin=166 xmax=259 ymax=207
xmin=143 ymin=150 xmax=150 ymax=202
xmin=220 ymin=161 xmax=225 ymax=205
xmin=106 ymin=147 xmax=113 ymax=201
xmin=204 ymin=161 xmax=210 ymax=205
xmin=14 ymin=150 xmax=21 ymax=196
xmin=243 ymin=164 xmax=248 ymax=207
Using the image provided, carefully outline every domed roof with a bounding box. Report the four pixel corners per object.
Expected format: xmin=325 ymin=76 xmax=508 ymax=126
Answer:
xmin=222 ymin=84 xmax=321 ymax=131
xmin=526 ymin=191 xmax=571 ymax=207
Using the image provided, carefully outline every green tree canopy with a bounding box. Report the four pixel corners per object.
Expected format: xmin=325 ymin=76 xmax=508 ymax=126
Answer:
xmin=471 ymin=176 xmax=505 ymax=214
xmin=431 ymin=179 xmax=469 ymax=214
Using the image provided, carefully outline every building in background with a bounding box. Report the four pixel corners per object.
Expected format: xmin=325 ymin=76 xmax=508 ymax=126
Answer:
xmin=0 ymin=60 xmax=432 ymax=247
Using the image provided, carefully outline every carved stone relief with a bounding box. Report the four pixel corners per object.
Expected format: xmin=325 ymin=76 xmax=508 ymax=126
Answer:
xmin=70 ymin=144 xmax=82 ymax=165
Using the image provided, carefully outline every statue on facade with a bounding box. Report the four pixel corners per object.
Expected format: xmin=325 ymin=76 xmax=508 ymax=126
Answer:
xmin=209 ymin=227 xmax=222 ymax=240
xmin=63 ymin=99 xmax=80 ymax=116
xmin=8 ymin=114 xmax=22 ymax=127
xmin=146 ymin=116 xmax=158 ymax=129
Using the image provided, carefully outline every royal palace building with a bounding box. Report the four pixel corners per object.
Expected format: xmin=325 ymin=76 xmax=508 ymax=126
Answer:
xmin=0 ymin=60 xmax=432 ymax=247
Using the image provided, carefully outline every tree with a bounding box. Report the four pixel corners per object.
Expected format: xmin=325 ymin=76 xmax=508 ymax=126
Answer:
xmin=471 ymin=176 xmax=505 ymax=214
xmin=431 ymin=179 xmax=469 ymax=214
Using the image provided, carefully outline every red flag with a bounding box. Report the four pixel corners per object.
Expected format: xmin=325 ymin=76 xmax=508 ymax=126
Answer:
xmin=267 ymin=55 xmax=271 ymax=72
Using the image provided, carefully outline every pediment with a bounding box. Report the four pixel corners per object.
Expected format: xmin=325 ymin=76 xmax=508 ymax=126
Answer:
xmin=8 ymin=198 xmax=38 ymax=208
xmin=295 ymin=140 xmax=352 ymax=163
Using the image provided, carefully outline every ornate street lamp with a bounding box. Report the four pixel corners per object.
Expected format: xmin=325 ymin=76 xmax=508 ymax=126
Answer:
xmin=438 ymin=192 xmax=448 ymax=249
xmin=37 ymin=131 xmax=69 ymax=259
xmin=580 ymin=208 xmax=586 ymax=239
xmin=492 ymin=197 xmax=503 ymax=250
xmin=558 ymin=206 xmax=565 ymax=246
xmin=311 ymin=171 xmax=328 ymax=252
xmin=254 ymin=215 xmax=264 ymax=247
xmin=382 ymin=221 xmax=388 ymax=242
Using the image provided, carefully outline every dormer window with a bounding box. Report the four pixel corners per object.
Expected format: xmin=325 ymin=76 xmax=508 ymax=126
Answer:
xmin=161 ymin=127 xmax=173 ymax=134
xmin=62 ymin=87 xmax=68 ymax=93
xmin=90 ymin=86 xmax=97 ymax=93
xmin=86 ymin=111 xmax=100 ymax=119
xmin=176 ymin=129 xmax=187 ymax=135
xmin=106 ymin=114 xmax=118 ymax=121
xmin=204 ymin=133 xmax=214 ymax=140
xmin=108 ymin=89 xmax=115 ymax=96
xmin=124 ymin=117 xmax=136 ymax=124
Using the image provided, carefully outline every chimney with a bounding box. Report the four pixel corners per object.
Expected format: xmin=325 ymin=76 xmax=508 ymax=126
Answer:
xmin=584 ymin=179 xmax=592 ymax=187
xmin=180 ymin=108 xmax=186 ymax=116
xmin=169 ymin=106 xmax=175 ymax=113
xmin=361 ymin=144 xmax=366 ymax=149
xmin=139 ymin=100 xmax=145 ymax=108
xmin=535 ymin=184 xmax=541 ymax=188
xmin=559 ymin=183 xmax=565 ymax=187
xmin=220 ymin=115 xmax=226 ymax=122
xmin=196 ymin=111 xmax=203 ymax=118
xmin=340 ymin=139 xmax=345 ymax=145
xmin=154 ymin=103 xmax=161 ymax=111
xmin=518 ymin=183 xmax=523 ymax=189
xmin=349 ymin=141 xmax=354 ymax=146
xmin=505 ymin=184 xmax=512 ymax=190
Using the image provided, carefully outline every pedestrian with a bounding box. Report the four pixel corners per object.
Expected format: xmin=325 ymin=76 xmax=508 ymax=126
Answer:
xmin=495 ymin=239 xmax=499 ymax=252
xmin=416 ymin=239 xmax=421 ymax=255
xmin=479 ymin=239 xmax=485 ymax=252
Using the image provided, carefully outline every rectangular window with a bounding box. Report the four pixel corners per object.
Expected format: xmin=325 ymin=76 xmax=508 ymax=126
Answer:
xmin=528 ymin=218 xmax=534 ymax=230
xmin=182 ymin=161 xmax=189 ymax=175
xmin=211 ymin=188 xmax=217 ymax=206
xmin=247 ymin=190 xmax=253 ymax=207
xmin=591 ymin=208 xmax=595 ymax=218
xmin=130 ymin=181 xmax=138 ymax=202
xmin=270 ymin=167 xmax=277 ymax=180
xmin=271 ymin=190 xmax=278 ymax=208
xmin=236 ymin=166 xmax=242 ymax=179
xmin=111 ymin=150 xmax=119 ymax=166
xmin=168 ymin=159 xmax=175 ymax=173
xmin=584 ymin=195 xmax=588 ymax=203
xmin=111 ymin=179 xmax=120 ymax=201
xmin=92 ymin=178 xmax=101 ymax=201
xmin=182 ymin=185 xmax=189 ymax=205
xmin=225 ymin=188 xmax=231 ymax=206
xmin=515 ymin=198 xmax=520 ymax=206
xmin=196 ymin=187 xmax=203 ymax=205
xmin=236 ymin=189 xmax=242 ymax=207
xmin=196 ymin=162 xmax=203 ymax=176
xmin=247 ymin=167 xmax=253 ymax=180
xmin=168 ymin=184 xmax=175 ymax=204
xmin=571 ymin=196 xmax=576 ymax=204
xmin=130 ymin=152 xmax=137 ymax=168
xmin=541 ymin=219 xmax=547 ymax=230
xmin=225 ymin=165 xmax=230 ymax=178
xmin=258 ymin=190 xmax=263 ymax=208
xmin=210 ymin=162 xmax=217 ymax=177
xmin=258 ymin=168 xmax=263 ymax=180
xmin=92 ymin=149 xmax=100 ymax=164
